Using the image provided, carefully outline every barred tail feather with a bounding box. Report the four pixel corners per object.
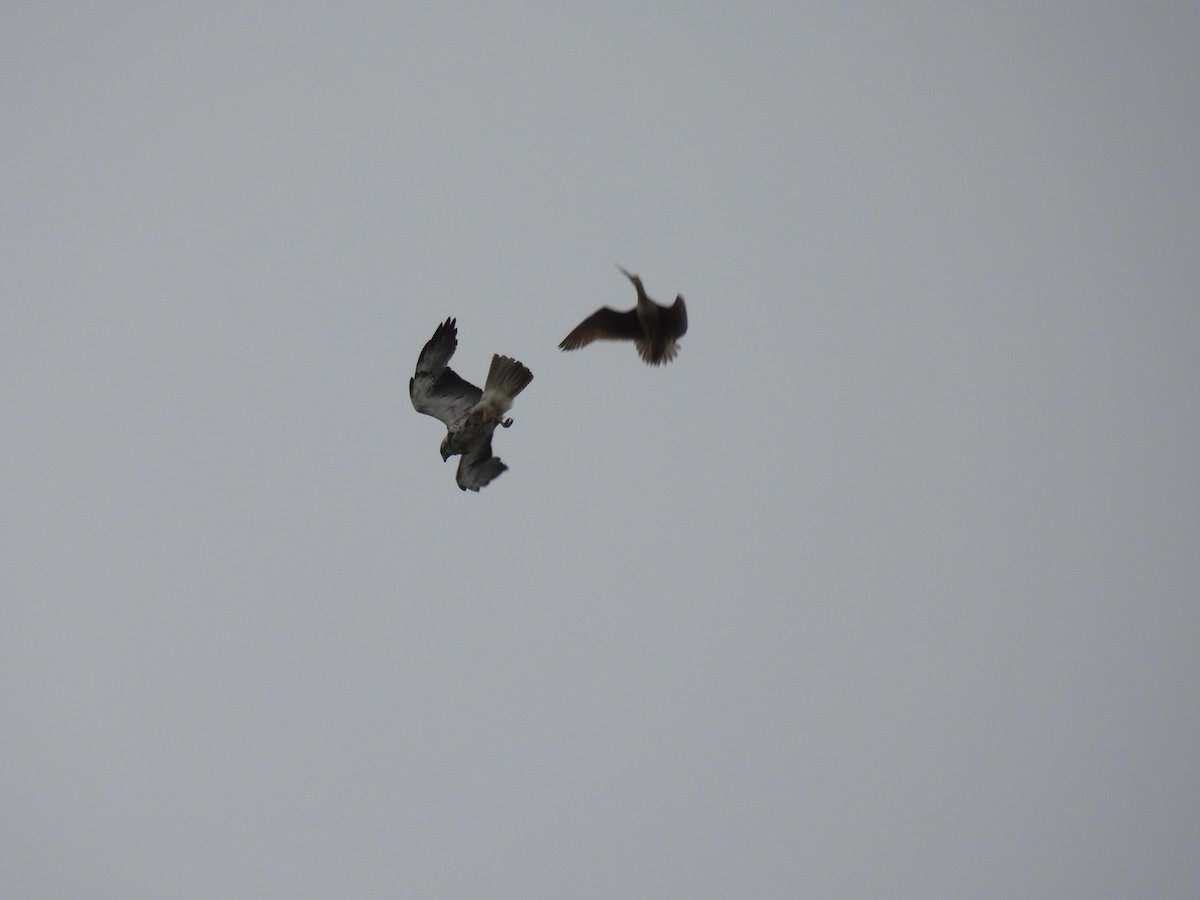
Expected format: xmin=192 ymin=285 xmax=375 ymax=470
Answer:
xmin=484 ymin=355 xmax=533 ymax=398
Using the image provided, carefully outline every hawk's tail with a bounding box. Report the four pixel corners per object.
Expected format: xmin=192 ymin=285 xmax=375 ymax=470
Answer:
xmin=484 ymin=355 xmax=533 ymax=400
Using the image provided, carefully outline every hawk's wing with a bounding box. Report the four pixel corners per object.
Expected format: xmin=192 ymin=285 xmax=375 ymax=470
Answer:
xmin=558 ymin=307 xmax=643 ymax=351
xmin=455 ymin=438 xmax=507 ymax=492
xmin=410 ymin=317 xmax=482 ymax=428
xmin=661 ymin=295 xmax=688 ymax=338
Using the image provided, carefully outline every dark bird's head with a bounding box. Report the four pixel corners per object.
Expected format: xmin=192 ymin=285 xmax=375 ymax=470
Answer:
xmin=616 ymin=264 xmax=647 ymax=298
xmin=439 ymin=434 xmax=454 ymax=461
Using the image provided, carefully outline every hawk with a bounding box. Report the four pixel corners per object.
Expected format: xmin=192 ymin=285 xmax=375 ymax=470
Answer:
xmin=409 ymin=317 xmax=533 ymax=492
xmin=558 ymin=266 xmax=688 ymax=365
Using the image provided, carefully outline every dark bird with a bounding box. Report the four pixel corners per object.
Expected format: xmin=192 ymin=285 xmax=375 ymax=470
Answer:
xmin=558 ymin=266 xmax=688 ymax=365
xmin=409 ymin=318 xmax=533 ymax=491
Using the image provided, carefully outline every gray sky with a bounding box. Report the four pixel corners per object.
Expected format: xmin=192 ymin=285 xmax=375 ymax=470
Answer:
xmin=4 ymin=3 xmax=1199 ymax=898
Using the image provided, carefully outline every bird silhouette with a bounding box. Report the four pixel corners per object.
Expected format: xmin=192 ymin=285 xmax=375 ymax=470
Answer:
xmin=558 ymin=266 xmax=688 ymax=366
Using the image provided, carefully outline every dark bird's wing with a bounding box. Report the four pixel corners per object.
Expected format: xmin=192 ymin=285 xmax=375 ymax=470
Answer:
xmin=410 ymin=317 xmax=482 ymax=427
xmin=455 ymin=438 xmax=507 ymax=492
xmin=558 ymin=307 xmax=643 ymax=351
xmin=662 ymin=295 xmax=688 ymax=338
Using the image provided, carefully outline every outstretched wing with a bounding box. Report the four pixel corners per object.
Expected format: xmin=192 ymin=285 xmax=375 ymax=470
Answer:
xmin=558 ymin=307 xmax=643 ymax=351
xmin=410 ymin=317 xmax=482 ymax=427
xmin=661 ymin=295 xmax=688 ymax=339
xmin=455 ymin=438 xmax=507 ymax=492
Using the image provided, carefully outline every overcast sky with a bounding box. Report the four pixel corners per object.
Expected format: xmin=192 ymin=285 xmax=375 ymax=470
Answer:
xmin=4 ymin=3 xmax=1199 ymax=898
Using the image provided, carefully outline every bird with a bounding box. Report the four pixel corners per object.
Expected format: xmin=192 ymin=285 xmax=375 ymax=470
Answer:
xmin=409 ymin=317 xmax=533 ymax=491
xmin=558 ymin=266 xmax=688 ymax=365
